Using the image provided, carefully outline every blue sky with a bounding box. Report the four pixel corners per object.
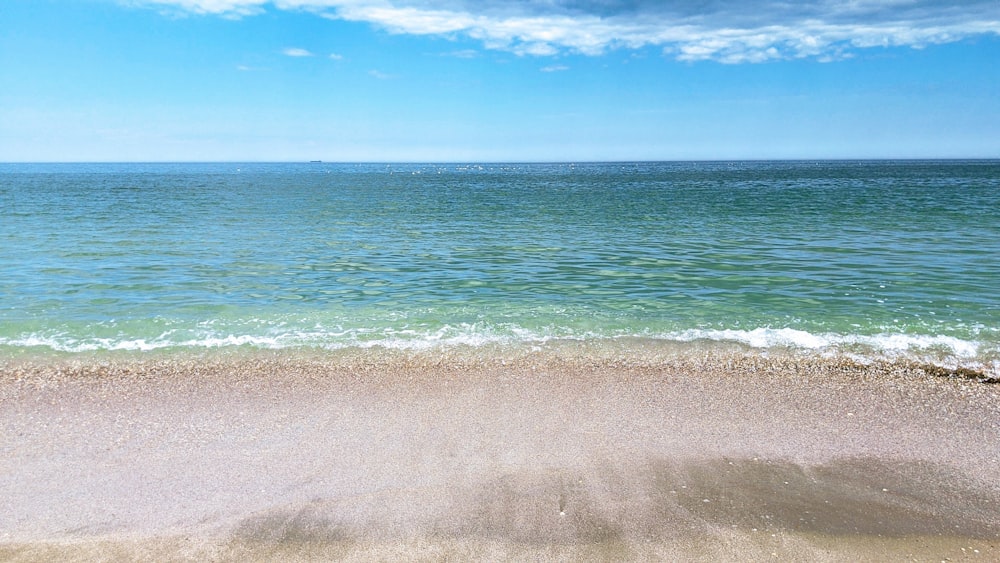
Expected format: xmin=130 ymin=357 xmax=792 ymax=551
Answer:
xmin=2 ymin=0 xmax=999 ymax=161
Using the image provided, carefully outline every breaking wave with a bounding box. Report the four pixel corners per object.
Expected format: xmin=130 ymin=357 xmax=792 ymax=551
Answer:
xmin=2 ymin=323 xmax=996 ymax=377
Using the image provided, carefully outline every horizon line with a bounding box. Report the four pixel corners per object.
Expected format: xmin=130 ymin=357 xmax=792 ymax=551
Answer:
xmin=3 ymin=157 xmax=999 ymax=165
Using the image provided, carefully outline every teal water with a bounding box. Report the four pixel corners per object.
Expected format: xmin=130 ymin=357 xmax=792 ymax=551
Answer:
xmin=1 ymin=161 xmax=998 ymax=373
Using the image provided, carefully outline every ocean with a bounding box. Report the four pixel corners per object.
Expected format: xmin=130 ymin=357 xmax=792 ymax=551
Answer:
xmin=2 ymin=160 xmax=998 ymax=376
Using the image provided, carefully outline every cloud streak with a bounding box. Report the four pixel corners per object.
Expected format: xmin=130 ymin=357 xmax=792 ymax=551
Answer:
xmin=130 ymin=1 xmax=1000 ymax=62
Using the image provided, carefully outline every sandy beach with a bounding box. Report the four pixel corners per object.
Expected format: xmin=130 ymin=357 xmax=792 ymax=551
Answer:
xmin=2 ymin=349 xmax=998 ymax=561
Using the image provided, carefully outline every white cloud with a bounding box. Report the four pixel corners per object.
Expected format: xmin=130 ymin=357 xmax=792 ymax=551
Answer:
xmin=128 ymin=1 xmax=1000 ymax=63
xmin=540 ymin=64 xmax=569 ymax=72
xmin=328 ymin=52 xmax=344 ymax=60
xmin=441 ymin=49 xmax=479 ymax=58
xmin=135 ymin=0 xmax=268 ymax=16
xmin=368 ymin=69 xmax=395 ymax=79
xmin=282 ymin=47 xmax=315 ymax=56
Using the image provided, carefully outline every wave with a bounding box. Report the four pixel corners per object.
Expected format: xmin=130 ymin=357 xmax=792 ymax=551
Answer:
xmin=1 ymin=323 xmax=996 ymax=377
xmin=669 ymin=327 xmax=982 ymax=358
xmin=667 ymin=327 xmax=998 ymax=375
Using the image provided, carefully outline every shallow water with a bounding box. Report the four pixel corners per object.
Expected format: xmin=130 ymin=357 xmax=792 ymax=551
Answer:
xmin=2 ymin=160 xmax=998 ymax=373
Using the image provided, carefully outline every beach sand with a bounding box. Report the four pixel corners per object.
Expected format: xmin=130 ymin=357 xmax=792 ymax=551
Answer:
xmin=2 ymin=349 xmax=998 ymax=561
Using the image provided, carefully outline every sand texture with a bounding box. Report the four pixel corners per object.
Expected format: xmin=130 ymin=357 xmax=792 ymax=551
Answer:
xmin=1 ymin=351 xmax=999 ymax=561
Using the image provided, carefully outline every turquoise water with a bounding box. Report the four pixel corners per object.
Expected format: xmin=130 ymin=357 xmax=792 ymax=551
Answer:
xmin=2 ymin=161 xmax=998 ymax=372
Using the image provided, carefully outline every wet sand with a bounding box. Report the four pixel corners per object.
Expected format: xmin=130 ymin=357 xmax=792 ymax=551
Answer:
xmin=2 ymin=350 xmax=999 ymax=561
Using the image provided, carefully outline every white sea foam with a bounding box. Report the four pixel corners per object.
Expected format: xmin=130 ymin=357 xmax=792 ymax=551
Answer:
xmin=0 ymin=332 xmax=304 ymax=353
xmin=670 ymin=327 xmax=832 ymax=349
xmin=655 ymin=327 xmax=997 ymax=376
xmin=2 ymin=325 xmax=995 ymax=376
xmin=0 ymin=326 xmax=987 ymax=357
xmin=666 ymin=328 xmax=982 ymax=358
xmin=0 ymin=324 xmax=524 ymax=354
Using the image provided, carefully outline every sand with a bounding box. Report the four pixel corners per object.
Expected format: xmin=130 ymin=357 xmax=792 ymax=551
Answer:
xmin=1 ymin=349 xmax=998 ymax=561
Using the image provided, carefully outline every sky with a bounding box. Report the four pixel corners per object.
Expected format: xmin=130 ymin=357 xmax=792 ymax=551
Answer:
xmin=1 ymin=0 xmax=999 ymax=161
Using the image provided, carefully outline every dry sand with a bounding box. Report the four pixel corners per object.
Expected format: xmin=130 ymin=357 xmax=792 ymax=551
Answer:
xmin=1 ymin=349 xmax=998 ymax=561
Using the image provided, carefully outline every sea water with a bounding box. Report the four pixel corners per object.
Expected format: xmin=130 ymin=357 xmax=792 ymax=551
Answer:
xmin=1 ymin=161 xmax=998 ymax=374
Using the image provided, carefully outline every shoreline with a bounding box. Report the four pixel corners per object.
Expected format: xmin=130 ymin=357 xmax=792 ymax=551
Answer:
xmin=2 ymin=352 xmax=999 ymax=560
xmin=3 ymin=340 xmax=997 ymax=382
